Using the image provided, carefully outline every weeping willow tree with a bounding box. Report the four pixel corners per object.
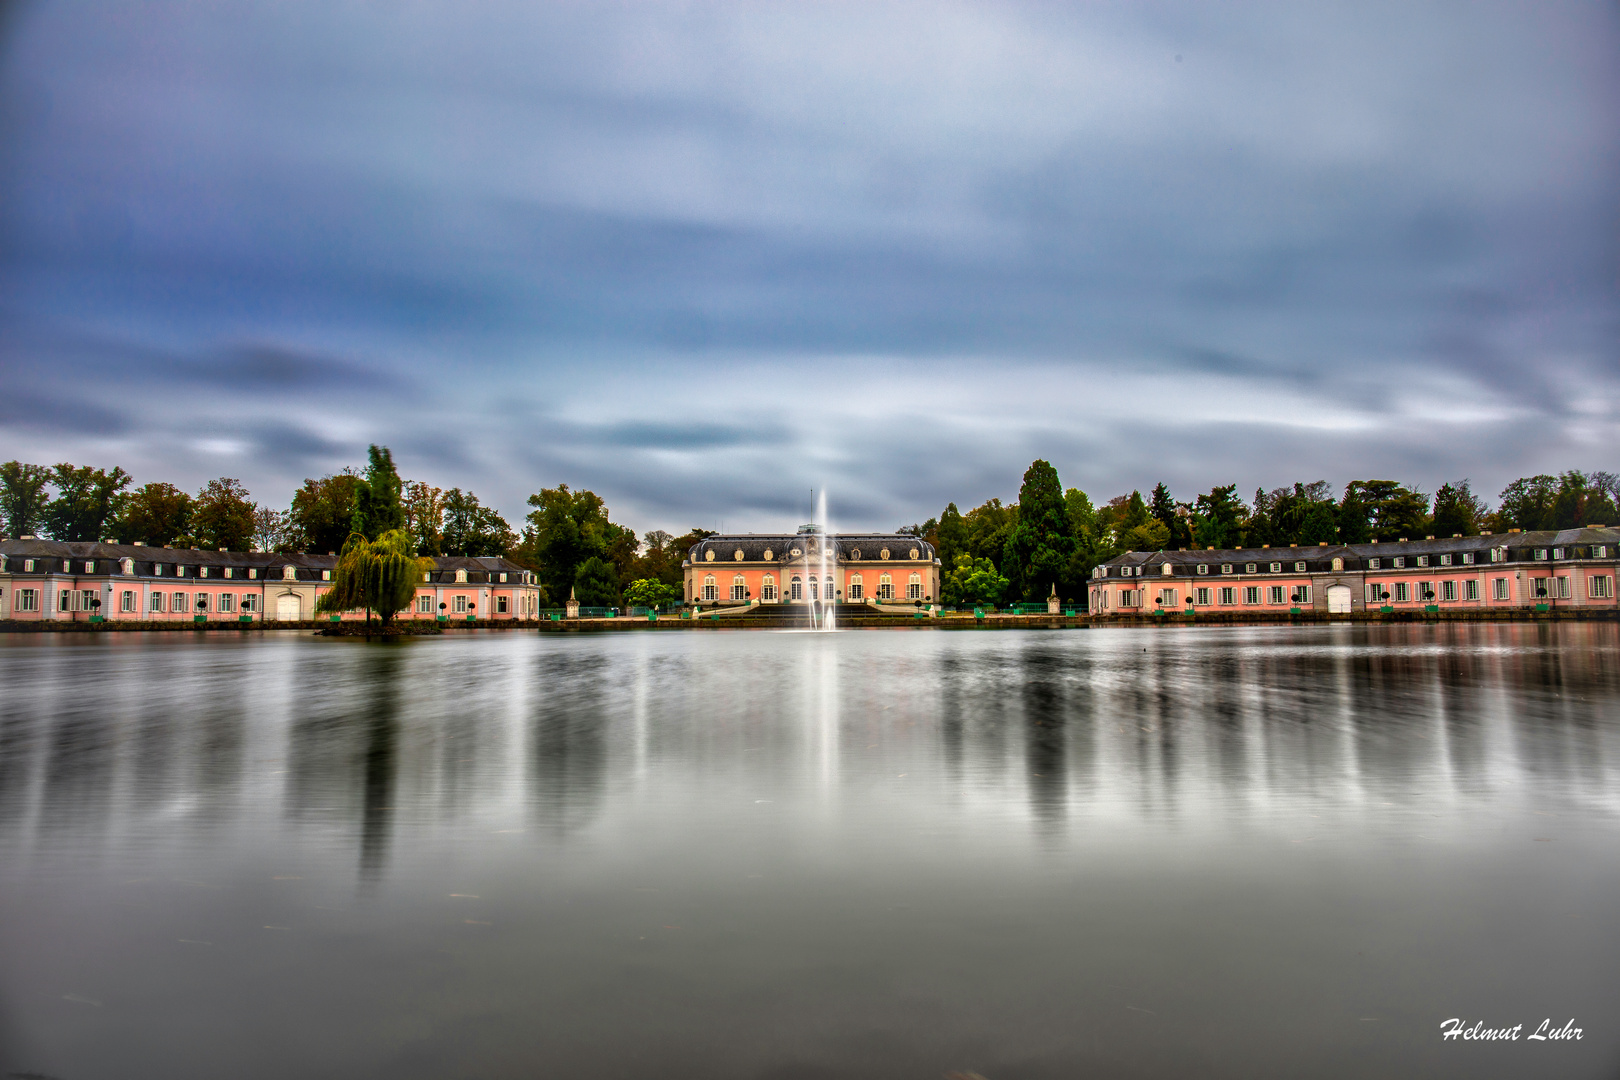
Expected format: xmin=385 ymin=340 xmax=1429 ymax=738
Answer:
xmin=316 ymin=529 xmax=435 ymax=626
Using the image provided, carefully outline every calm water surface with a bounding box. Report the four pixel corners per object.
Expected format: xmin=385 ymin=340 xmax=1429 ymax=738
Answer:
xmin=1 ymin=624 xmax=1617 ymax=1079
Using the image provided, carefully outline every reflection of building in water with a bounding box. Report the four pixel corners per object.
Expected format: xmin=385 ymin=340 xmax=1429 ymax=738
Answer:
xmin=1091 ymin=527 xmax=1619 ymax=615
xmin=683 ymin=525 xmax=939 ymax=609
xmin=0 ymin=538 xmax=541 ymax=622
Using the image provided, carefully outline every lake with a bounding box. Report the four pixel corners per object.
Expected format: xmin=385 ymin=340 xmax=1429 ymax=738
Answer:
xmin=1 ymin=623 xmax=1617 ymax=1079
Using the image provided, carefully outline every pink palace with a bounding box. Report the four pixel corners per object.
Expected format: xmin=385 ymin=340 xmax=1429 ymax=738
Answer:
xmin=1090 ymin=527 xmax=1619 ymax=615
xmin=0 ymin=538 xmax=542 ymax=623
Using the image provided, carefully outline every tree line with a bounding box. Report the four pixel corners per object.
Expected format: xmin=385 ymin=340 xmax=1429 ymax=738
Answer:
xmin=0 ymin=452 xmax=712 ymax=610
xmin=902 ymin=463 xmax=1620 ymax=607
xmin=5 ymin=453 xmax=1614 ymax=610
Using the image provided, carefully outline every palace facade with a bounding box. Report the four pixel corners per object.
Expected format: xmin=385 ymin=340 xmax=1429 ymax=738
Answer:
xmin=683 ymin=526 xmax=941 ymax=608
xmin=0 ymin=538 xmax=542 ymax=622
xmin=1089 ymin=527 xmax=1619 ymax=615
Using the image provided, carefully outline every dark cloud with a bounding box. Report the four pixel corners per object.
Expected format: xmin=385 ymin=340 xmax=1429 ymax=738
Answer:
xmin=0 ymin=1 xmax=1615 ymax=530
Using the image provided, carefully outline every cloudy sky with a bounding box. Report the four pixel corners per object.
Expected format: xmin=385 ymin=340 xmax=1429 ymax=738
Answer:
xmin=1 ymin=1 xmax=1616 ymax=534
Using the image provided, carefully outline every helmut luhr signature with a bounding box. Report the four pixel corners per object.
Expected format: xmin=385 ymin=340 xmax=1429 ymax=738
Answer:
xmin=1441 ymin=1018 xmax=1583 ymax=1042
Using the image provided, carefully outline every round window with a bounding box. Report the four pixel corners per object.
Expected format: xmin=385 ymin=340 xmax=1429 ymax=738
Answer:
xmin=704 ymin=550 xmax=715 ymax=561
xmin=909 ymin=548 xmax=919 ymax=560
xmin=880 ymin=548 xmax=890 ymax=560
xmin=763 ymin=549 xmax=773 ymax=561
xmin=734 ymin=549 xmax=744 ymax=561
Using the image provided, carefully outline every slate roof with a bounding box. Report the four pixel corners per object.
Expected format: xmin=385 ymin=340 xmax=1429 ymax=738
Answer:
xmin=1099 ymin=527 xmax=1619 ymax=575
xmin=0 ymin=539 xmax=532 ymax=583
xmin=687 ymin=533 xmax=936 ymax=564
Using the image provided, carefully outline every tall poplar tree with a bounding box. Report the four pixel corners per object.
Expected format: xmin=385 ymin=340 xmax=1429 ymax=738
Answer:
xmin=1002 ymin=459 xmax=1074 ymax=601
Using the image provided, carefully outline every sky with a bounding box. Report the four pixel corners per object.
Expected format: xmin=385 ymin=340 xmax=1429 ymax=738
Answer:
xmin=1 ymin=1 xmax=1617 ymax=535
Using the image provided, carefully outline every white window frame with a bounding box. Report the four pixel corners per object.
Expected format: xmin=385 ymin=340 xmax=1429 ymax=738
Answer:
xmin=1590 ymin=575 xmax=1613 ymax=599
xmin=17 ymin=589 xmax=39 ymax=612
xmin=704 ymin=575 xmax=717 ymax=602
xmin=1242 ymin=586 xmax=1259 ymax=605
xmin=1463 ymin=579 xmax=1479 ymax=601
xmin=1492 ymin=578 xmax=1509 ymax=600
xmin=150 ymin=592 xmax=165 ymax=612
xmin=1218 ymin=587 xmax=1235 ymax=605
xmin=731 ymin=575 xmax=747 ymax=601
xmin=121 ymin=590 xmax=135 ymax=612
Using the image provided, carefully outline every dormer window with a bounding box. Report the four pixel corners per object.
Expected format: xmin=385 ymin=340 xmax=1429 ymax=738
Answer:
xmin=1221 ymin=564 xmax=1233 ymax=574
xmin=224 ymin=567 xmax=233 ymax=579
xmin=1293 ymin=561 xmax=1305 ymax=572
xmin=249 ymin=568 xmax=258 ymax=579
xmin=1552 ymin=547 xmax=1564 ymax=560
xmin=283 ymin=565 xmax=297 ymax=580
xmin=154 ymin=564 xmax=164 ymax=576
xmin=1460 ymin=553 xmax=1473 ymax=565
xmin=1196 ymin=564 xmax=1208 ymax=575
xmin=1269 ymin=562 xmax=1281 ymax=573
xmin=200 ymin=566 xmax=209 ymax=578
xmin=24 ymin=559 xmax=34 ymax=572
xmin=83 ymin=561 xmax=94 ymax=573
xmin=1368 ymin=558 xmax=1380 ymax=570
xmin=1416 ymin=556 xmax=1428 ymax=567
xmin=1245 ymin=563 xmax=1257 ymax=573
xmin=1393 ymin=557 xmax=1405 ymax=569
xmin=1596 ymin=545 xmax=1609 ymax=558
xmin=1535 ymin=548 xmax=1548 ymax=560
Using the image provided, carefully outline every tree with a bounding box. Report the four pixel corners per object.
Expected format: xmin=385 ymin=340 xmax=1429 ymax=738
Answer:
xmin=315 ymin=529 xmax=434 ymax=626
xmin=354 ymin=445 xmax=406 ymax=540
xmin=43 ymin=463 xmax=131 ymax=541
xmin=1336 ymin=485 xmax=1371 ymax=543
xmin=191 ymin=478 xmax=256 ymax=551
xmin=1345 ymin=480 xmax=1429 ymax=541
xmin=523 ymin=484 xmax=631 ymax=603
xmin=402 ymin=481 xmax=445 ymax=556
xmin=572 ymin=556 xmax=620 ymax=607
xmin=106 ymin=481 xmax=191 ymax=546
xmin=290 ymin=473 xmax=362 ymax=553
xmin=0 ymin=462 xmax=52 ymax=537
xmin=625 ymin=578 xmax=678 ymax=610
xmin=941 ymin=554 xmax=1009 ymax=606
xmin=935 ymin=503 xmax=968 ymax=571
xmin=1547 ymin=471 xmax=1617 ymax=530
xmin=1120 ymin=519 xmax=1171 ymax=551
xmin=1297 ymin=501 xmax=1338 ymax=545
xmin=1431 ymin=480 xmax=1488 ymax=537
xmin=1492 ymin=474 xmax=1558 ymax=532
xmin=1148 ymin=482 xmax=1191 ymax=548
xmin=441 ymin=488 xmax=515 ymax=557
xmin=1190 ymin=485 xmax=1246 ymax=549
xmin=252 ymin=506 xmax=296 ymax=552
xmin=1002 ymin=460 xmax=1074 ymax=600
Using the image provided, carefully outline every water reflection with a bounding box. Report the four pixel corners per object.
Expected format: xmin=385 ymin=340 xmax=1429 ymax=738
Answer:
xmin=0 ymin=624 xmax=1617 ymax=1080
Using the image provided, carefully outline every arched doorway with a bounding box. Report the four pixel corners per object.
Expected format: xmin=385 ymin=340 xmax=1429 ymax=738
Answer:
xmin=276 ymin=593 xmax=301 ymax=621
xmin=1326 ymin=584 xmax=1352 ymax=613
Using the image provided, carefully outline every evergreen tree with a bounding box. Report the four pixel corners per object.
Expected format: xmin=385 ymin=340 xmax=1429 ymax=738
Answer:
xmin=1297 ymin=501 xmax=1338 ymax=545
xmin=935 ymin=502 xmax=968 ymax=570
xmin=1431 ymin=479 xmax=1488 ymax=536
xmin=354 ymin=445 xmax=406 ymax=539
xmin=1190 ymin=485 xmax=1245 ymax=549
xmin=1336 ymin=485 xmax=1371 ymax=543
xmin=1149 ymin=483 xmax=1182 ymax=544
xmin=1001 ymin=460 xmax=1074 ymax=600
xmin=0 ymin=462 xmax=52 ymax=537
xmin=1344 ymin=480 xmax=1429 ymax=541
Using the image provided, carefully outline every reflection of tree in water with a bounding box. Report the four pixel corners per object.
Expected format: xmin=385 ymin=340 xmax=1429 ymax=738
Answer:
xmin=284 ymin=646 xmax=404 ymax=884
xmin=530 ymin=652 xmax=611 ymax=839
xmin=357 ymin=649 xmax=405 ymax=883
xmin=1021 ymin=646 xmax=1069 ymax=835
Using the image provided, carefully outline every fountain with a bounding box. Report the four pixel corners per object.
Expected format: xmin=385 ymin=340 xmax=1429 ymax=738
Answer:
xmin=798 ymin=490 xmax=837 ymax=631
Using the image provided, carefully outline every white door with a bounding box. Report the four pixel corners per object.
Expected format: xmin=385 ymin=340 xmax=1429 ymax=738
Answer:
xmin=276 ymin=594 xmax=301 ymax=621
xmin=1326 ymin=584 xmax=1352 ymax=613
